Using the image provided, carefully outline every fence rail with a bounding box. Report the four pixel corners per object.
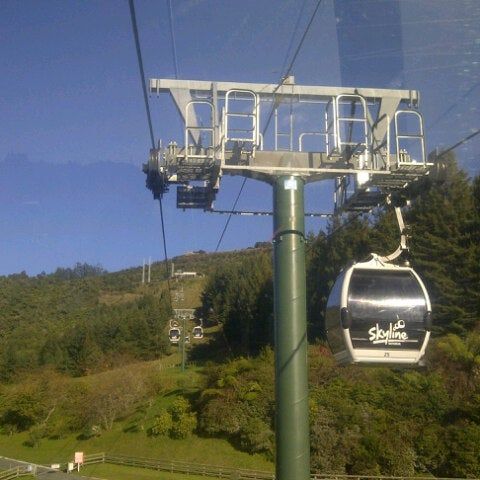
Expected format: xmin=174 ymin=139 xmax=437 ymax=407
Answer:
xmin=157 ymin=361 xmax=198 ymax=371
xmin=0 ymin=467 xmax=32 ymax=480
xmin=85 ymin=453 xmax=274 ymax=479
xmin=83 ymin=453 xmax=479 ymax=480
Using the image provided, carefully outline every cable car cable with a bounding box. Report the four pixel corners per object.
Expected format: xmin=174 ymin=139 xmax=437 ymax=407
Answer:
xmin=427 ymin=81 xmax=480 ymax=130
xmin=166 ymin=0 xmax=179 ymax=79
xmin=214 ymin=177 xmax=248 ymax=252
xmin=166 ymin=1 xmax=202 ymax=266
xmin=280 ymin=0 xmax=325 ymax=85
xmin=128 ymin=0 xmax=155 ymax=149
xmin=158 ymin=199 xmax=173 ymax=304
xmin=262 ymin=0 xmax=325 ymax=136
xmin=326 ymin=211 xmax=365 ymax=240
xmin=87 ymin=3 xmax=199 ymax=472
xmin=213 ymin=0 xmax=325 ymax=252
xmin=89 ymin=6 xmax=176 ymax=469
xmin=129 ymin=0 xmax=172 ymax=304
xmin=436 ymin=128 xmax=480 ymax=159
xmin=278 ymin=0 xmax=309 ymax=76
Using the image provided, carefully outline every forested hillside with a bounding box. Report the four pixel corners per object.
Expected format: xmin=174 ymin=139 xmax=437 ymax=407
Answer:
xmin=0 ymin=248 xmax=267 ymax=380
xmin=0 ymin=259 xmax=175 ymax=379
xmin=0 ymin=156 xmax=479 ymax=477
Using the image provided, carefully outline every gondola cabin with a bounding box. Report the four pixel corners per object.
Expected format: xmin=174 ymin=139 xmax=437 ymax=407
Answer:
xmin=192 ymin=326 xmax=203 ymax=339
xmin=325 ymin=256 xmax=431 ymax=365
xmin=169 ymin=327 xmax=181 ymax=344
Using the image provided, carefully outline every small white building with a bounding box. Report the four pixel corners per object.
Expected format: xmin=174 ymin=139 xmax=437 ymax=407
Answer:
xmin=173 ymin=271 xmax=197 ymax=278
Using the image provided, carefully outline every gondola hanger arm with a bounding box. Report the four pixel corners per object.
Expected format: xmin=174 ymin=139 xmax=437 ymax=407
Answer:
xmin=378 ymin=195 xmax=409 ymax=263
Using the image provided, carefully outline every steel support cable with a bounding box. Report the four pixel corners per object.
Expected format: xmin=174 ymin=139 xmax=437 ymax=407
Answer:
xmin=280 ymin=0 xmax=324 ymax=88
xmin=427 ymin=81 xmax=480 ymax=130
xmin=278 ymin=0 xmax=309 ymax=78
xmin=280 ymin=0 xmax=308 ymax=152
xmin=262 ymin=0 xmax=325 ymax=136
xmin=437 ymin=128 xmax=480 ymax=159
xmin=159 ymin=199 xmax=173 ymax=304
xmin=326 ymin=211 xmax=364 ymax=240
xmin=214 ymin=0 xmax=324 ymax=253
xmin=129 ymin=0 xmax=172 ymax=304
xmin=214 ymin=177 xmax=248 ymax=252
xmin=129 ymin=0 xmax=155 ymax=149
xmin=167 ymin=0 xmax=179 ymax=78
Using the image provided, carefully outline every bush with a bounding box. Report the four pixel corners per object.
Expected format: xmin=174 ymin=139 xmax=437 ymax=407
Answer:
xmin=168 ymin=398 xmax=197 ymax=439
xmin=149 ymin=410 xmax=172 ymax=437
xmin=197 ymin=352 xmax=274 ymax=457
xmin=148 ymin=410 xmax=173 ymax=437
xmin=150 ymin=398 xmax=197 ymax=440
xmin=238 ymin=417 xmax=274 ymax=460
xmin=169 ymin=410 xmax=197 ymax=439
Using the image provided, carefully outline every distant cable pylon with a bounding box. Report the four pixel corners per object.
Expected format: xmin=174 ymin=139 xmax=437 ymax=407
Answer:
xmin=129 ymin=0 xmax=172 ymax=304
xmin=213 ymin=0 xmax=325 ymax=253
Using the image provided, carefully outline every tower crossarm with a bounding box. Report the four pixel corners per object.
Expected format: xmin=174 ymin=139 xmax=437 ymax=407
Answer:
xmin=145 ymin=77 xmax=431 ymax=213
xmin=150 ymin=79 xmax=419 ymax=153
xmin=150 ymin=78 xmax=419 ymax=104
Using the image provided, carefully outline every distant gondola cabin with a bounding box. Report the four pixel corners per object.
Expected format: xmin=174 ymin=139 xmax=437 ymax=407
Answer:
xmin=192 ymin=326 xmax=203 ymax=339
xmin=169 ymin=328 xmax=181 ymax=343
xmin=325 ymin=256 xmax=432 ymax=365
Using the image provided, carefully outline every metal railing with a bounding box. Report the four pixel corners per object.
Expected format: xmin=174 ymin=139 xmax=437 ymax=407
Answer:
xmin=185 ymin=100 xmax=215 ymax=162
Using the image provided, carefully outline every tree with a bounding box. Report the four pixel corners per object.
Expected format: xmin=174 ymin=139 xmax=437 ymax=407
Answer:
xmin=197 ymin=351 xmax=275 ymax=457
xmin=53 ymin=262 xmax=107 ymax=280
xmin=435 ymin=332 xmax=480 ymax=397
xmin=440 ymin=421 xmax=480 ymax=478
xmin=39 ymin=334 xmax=67 ymax=370
xmin=408 ymin=154 xmax=478 ymax=334
xmin=201 ymin=252 xmax=273 ymax=354
xmin=86 ymin=370 xmax=147 ymax=431
xmin=65 ymin=324 xmax=103 ymax=376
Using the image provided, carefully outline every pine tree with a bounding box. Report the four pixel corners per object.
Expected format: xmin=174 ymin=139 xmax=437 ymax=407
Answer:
xmin=408 ymin=153 xmax=477 ymax=335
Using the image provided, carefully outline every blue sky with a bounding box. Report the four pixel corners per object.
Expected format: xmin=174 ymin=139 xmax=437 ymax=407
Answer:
xmin=0 ymin=0 xmax=478 ymax=275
